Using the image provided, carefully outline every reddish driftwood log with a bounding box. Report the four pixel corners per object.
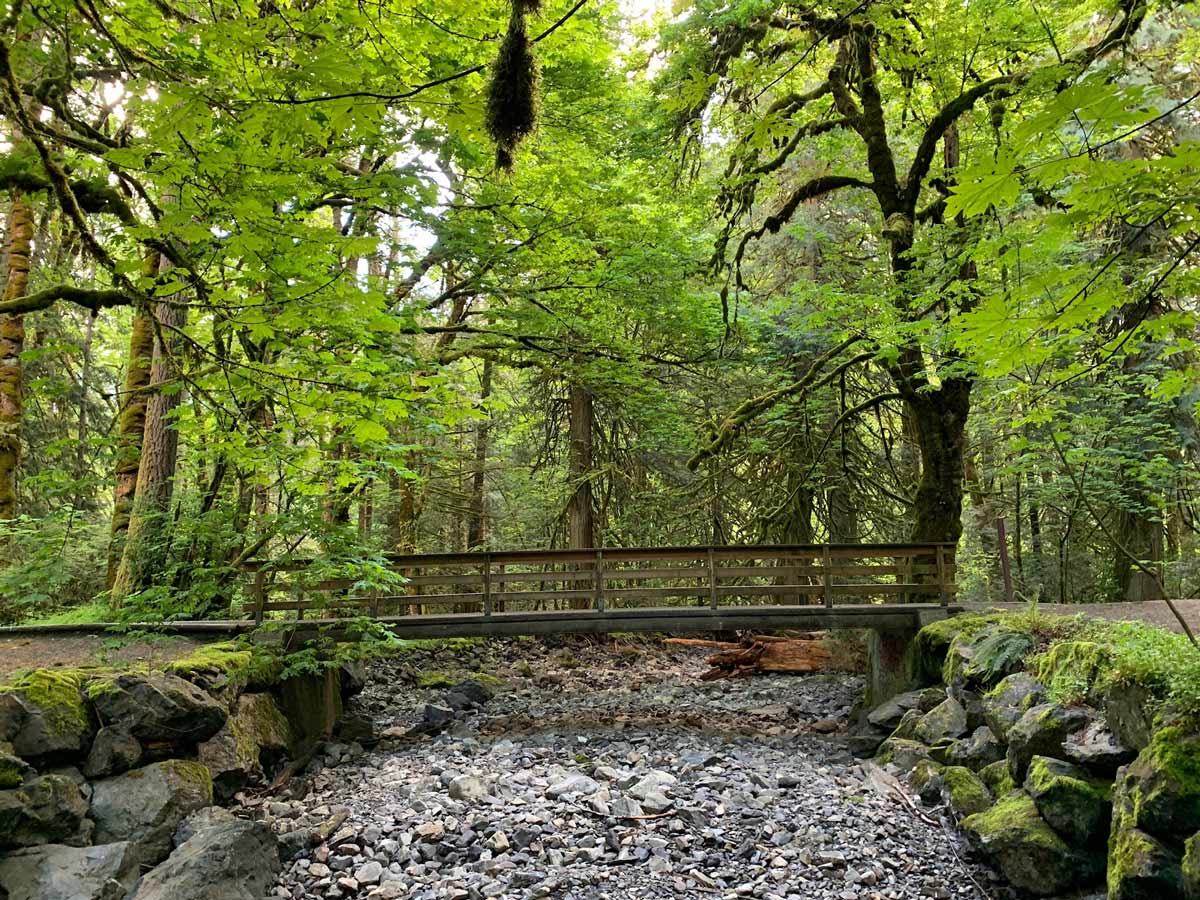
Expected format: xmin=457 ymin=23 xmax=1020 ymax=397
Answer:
xmin=667 ymin=632 xmax=850 ymax=680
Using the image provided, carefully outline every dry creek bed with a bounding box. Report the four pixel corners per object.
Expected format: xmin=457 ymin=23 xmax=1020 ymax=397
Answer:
xmin=260 ymin=639 xmax=1075 ymax=900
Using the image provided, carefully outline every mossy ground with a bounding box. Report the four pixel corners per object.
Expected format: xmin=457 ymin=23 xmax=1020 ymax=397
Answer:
xmin=0 ymin=761 xmax=22 ymax=788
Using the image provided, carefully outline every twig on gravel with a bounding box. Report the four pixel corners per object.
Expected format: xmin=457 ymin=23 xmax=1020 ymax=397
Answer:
xmin=888 ymin=784 xmax=940 ymax=827
xmin=569 ymin=803 xmax=678 ymax=822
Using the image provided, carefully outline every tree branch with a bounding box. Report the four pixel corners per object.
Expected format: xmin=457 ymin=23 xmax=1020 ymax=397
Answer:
xmin=0 ymin=284 xmax=131 ymax=316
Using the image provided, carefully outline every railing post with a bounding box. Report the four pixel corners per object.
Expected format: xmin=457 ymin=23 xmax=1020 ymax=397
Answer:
xmin=937 ymin=545 xmax=949 ymax=607
xmin=483 ymin=553 xmax=493 ymax=617
xmin=823 ymin=544 xmax=833 ymax=608
xmin=593 ymin=550 xmax=605 ymax=612
xmin=708 ymin=547 xmax=718 ymax=609
xmin=253 ymin=569 xmax=266 ymax=625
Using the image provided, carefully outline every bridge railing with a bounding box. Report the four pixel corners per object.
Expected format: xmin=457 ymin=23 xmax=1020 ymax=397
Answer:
xmin=247 ymin=543 xmax=957 ymax=624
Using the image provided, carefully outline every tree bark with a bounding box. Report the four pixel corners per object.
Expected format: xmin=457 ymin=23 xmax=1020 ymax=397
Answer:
xmin=466 ymin=358 xmax=493 ymax=550
xmin=0 ymin=188 xmax=33 ymax=523
xmin=105 ymin=256 xmax=158 ymax=588
xmin=567 ymin=380 xmax=595 ymax=550
xmin=111 ymin=255 xmax=187 ymax=601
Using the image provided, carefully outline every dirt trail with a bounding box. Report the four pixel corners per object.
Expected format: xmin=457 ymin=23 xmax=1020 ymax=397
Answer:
xmin=0 ymin=632 xmax=215 ymax=680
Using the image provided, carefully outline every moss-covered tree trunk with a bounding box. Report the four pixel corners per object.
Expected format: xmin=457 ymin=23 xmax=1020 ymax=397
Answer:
xmin=0 ymin=188 xmax=33 ymax=523
xmin=105 ymin=270 xmax=157 ymax=587
xmin=111 ymin=256 xmax=187 ymax=602
xmin=567 ymin=379 xmax=595 ymax=610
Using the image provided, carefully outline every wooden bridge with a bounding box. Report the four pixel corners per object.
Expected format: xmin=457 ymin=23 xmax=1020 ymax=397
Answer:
xmin=248 ymin=543 xmax=960 ymax=639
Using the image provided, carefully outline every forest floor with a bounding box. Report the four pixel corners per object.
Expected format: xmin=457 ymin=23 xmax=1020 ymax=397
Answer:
xmin=262 ymin=638 xmax=1017 ymax=900
xmin=0 ymin=631 xmax=212 ymax=679
xmin=961 ymin=598 xmax=1200 ymax=634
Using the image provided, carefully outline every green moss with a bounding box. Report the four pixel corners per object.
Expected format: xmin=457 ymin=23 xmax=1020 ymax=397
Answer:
xmin=166 ymin=759 xmax=215 ymax=799
xmin=962 ymin=790 xmax=1070 ymax=853
xmin=165 ymin=641 xmax=259 ymax=680
xmin=0 ymin=669 xmax=90 ymax=734
xmin=417 ymin=672 xmax=456 ymax=688
xmin=1182 ymin=832 xmax=1200 ymax=895
xmin=979 ymin=759 xmax=1016 ymax=797
xmin=1036 ymin=641 xmax=1110 ymax=704
xmin=1141 ymin=725 xmax=1200 ymax=789
xmin=1108 ymin=817 xmax=1185 ymax=899
xmin=0 ymin=762 xmax=22 ymax=789
xmin=942 ymin=765 xmax=993 ymax=816
xmin=472 ymin=673 xmax=504 ymax=688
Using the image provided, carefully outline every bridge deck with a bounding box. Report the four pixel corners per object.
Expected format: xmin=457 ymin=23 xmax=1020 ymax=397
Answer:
xmin=286 ymin=603 xmax=962 ymax=640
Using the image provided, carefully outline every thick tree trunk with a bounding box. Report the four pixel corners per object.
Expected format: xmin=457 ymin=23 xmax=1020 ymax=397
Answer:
xmin=466 ymin=359 xmax=493 ymax=550
xmin=1114 ymin=504 xmax=1164 ymax=602
xmin=0 ymin=189 xmax=33 ymax=523
xmin=905 ymin=381 xmax=971 ymax=545
xmin=105 ymin=287 xmax=156 ymax=588
xmin=111 ymin=257 xmax=187 ymax=601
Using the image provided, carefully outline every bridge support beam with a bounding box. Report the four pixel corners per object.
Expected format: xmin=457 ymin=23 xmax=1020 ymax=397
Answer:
xmin=864 ymin=607 xmax=955 ymax=708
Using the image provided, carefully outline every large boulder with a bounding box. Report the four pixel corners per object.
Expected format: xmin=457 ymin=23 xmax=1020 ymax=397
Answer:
xmin=0 ymin=773 xmax=93 ymax=849
xmin=1023 ymin=755 xmax=1111 ymax=845
xmin=1105 ymin=681 xmax=1158 ymax=752
xmin=126 ymin=815 xmax=280 ymax=900
xmin=91 ymin=760 xmax=214 ymax=865
xmin=866 ymin=687 xmax=945 ymax=731
xmin=914 ymin=697 xmax=968 ymax=744
xmin=1064 ymin=719 xmax=1136 ymax=776
xmin=1113 ymin=725 xmax=1200 ymax=839
xmin=979 ymin=759 xmax=1016 ymax=798
xmin=946 ymin=726 xmax=1005 ymax=771
xmin=0 ymin=842 xmax=140 ymax=900
xmin=961 ymin=790 xmax=1099 ymax=896
xmin=982 ymin=673 xmax=1046 ymax=741
xmin=877 ymin=738 xmax=936 ymax=775
xmin=0 ymin=671 xmax=94 ymax=762
xmin=198 ymin=693 xmax=291 ymax=801
xmin=1006 ymin=702 xmax=1091 ymax=781
xmin=83 ymin=727 xmax=143 ymax=779
xmin=1108 ymin=825 xmax=1185 ymax=900
xmin=90 ymin=674 xmax=226 ymax=751
xmin=938 ymin=765 xmax=993 ymax=817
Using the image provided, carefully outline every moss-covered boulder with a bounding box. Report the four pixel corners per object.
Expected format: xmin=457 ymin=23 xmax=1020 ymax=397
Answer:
xmin=909 ymin=616 xmax=977 ymax=686
xmin=0 ymin=773 xmax=93 ymax=849
xmin=876 ymin=737 xmax=935 ymax=774
xmin=891 ymin=707 xmax=924 ymax=741
xmin=1006 ymin=702 xmax=1091 ymax=781
xmin=1023 ymin=755 xmax=1111 ymax=845
xmin=961 ymin=790 xmax=1100 ymax=896
xmin=914 ymin=696 xmax=968 ymax=744
xmin=1183 ymin=832 xmax=1200 ymax=899
xmin=1116 ymin=725 xmax=1200 ymax=839
xmin=90 ymin=674 xmax=227 ymax=751
xmin=1108 ymin=809 xmax=1185 ymax=900
xmin=978 ymin=759 xmax=1016 ymax=798
xmin=198 ymin=692 xmax=291 ymax=800
xmin=0 ymin=670 xmax=94 ymax=762
xmin=946 ymin=726 xmax=1005 ymax=771
xmin=982 ymin=673 xmax=1046 ymax=741
xmin=91 ymin=760 xmax=214 ymax=866
xmin=1105 ymin=681 xmax=1159 ymax=752
xmin=941 ymin=766 xmax=993 ymax=817
xmin=909 ymin=759 xmax=945 ymax=805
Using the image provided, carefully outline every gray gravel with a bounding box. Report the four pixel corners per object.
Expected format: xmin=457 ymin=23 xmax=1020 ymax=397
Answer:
xmin=263 ymin=639 xmax=1007 ymax=900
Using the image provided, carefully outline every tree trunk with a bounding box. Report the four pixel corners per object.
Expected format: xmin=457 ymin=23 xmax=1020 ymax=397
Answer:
xmin=111 ymin=256 xmax=187 ymax=601
xmin=905 ymin=381 xmax=971 ymax=545
xmin=105 ymin=282 xmax=156 ymax=588
xmin=1114 ymin=503 xmax=1164 ymax=602
xmin=567 ymin=380 xmax=595 ymax=550
xmin=466 ymin=359 xmax=493 ymax=550
xmin=0 ymin=189 xmax=33 ymax=523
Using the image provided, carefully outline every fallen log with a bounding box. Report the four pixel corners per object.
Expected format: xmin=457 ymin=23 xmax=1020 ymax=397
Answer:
xmin=673 ymin=631 xmax=855 ymax=680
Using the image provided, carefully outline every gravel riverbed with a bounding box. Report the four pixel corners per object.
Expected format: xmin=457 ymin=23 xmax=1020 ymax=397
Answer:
xmin=266 ymin=638 xmax=1009 ymax=900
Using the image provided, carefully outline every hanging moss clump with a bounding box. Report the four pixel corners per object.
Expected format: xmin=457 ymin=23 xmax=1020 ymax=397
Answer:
xmin=486 ymin=0 xmax=542 ymax=171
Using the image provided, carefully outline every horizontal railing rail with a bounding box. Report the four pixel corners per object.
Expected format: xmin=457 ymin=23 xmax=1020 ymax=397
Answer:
xmin=246 ymin=543 xmax=957 ymax=624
